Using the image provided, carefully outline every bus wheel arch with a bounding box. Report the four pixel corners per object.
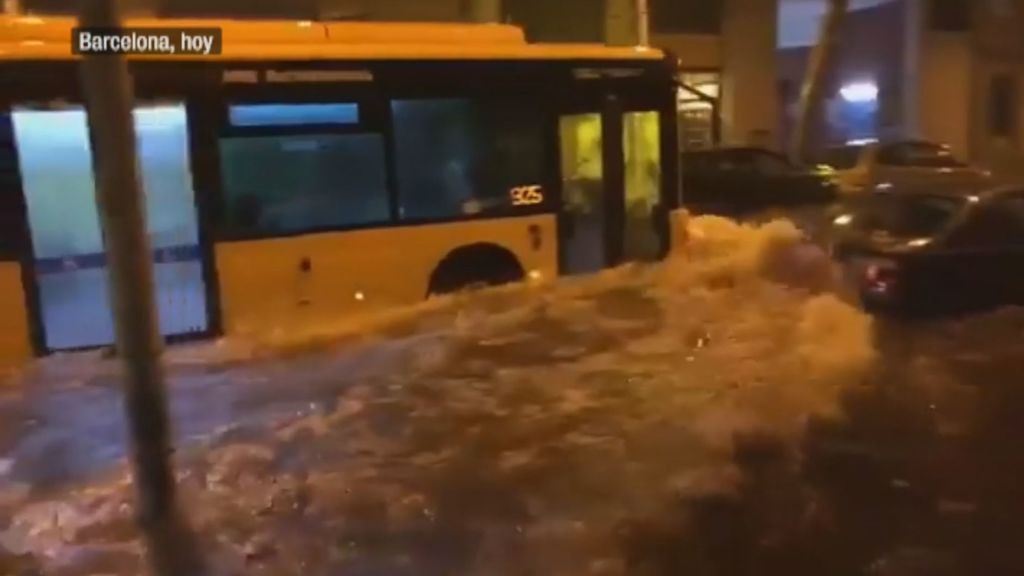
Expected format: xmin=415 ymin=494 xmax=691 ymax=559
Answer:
xmin=426 ymin=243 xmax=525 ymax=297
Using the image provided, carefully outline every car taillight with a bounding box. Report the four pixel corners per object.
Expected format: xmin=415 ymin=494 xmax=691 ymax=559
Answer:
xmin=865 ymin=263 xmax=898 ymax=291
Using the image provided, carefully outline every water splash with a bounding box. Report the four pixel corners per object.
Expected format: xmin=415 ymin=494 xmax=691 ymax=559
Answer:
xmin=1 ymin=216 xmax=878 ymax=575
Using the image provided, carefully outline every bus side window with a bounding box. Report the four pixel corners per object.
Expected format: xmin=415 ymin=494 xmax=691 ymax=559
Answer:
xmin=391 ymin=99 xmax=546 ymax=221
xmin=217 ymin=103 xmax=390 ymax=238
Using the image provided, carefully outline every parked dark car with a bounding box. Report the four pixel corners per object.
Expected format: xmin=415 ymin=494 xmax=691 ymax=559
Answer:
xmin=681 ymin=147 xmax=838 ymax=217
xmin=829 ymin=187 xmax=1024 ymax=315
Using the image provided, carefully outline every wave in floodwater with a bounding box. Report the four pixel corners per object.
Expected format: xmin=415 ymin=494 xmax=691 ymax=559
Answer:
xmin=0 ymin=216 xmax=879 ymax=575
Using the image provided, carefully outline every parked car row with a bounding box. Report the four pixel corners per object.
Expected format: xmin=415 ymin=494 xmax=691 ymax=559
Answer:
xmin=681 ymin=146 xmax=837 ymax=217
xmin=815 ymin=139 xmax=993 ymax=196
xmin=827 ymin=186 xmax=1024 ymax=316
xmin=680 ymin=139 xmax=992 ymax=215
xmin=681 ymin=139 xmax=1020 ymax=317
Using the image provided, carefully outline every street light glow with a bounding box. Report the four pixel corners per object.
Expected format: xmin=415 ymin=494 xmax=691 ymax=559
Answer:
xmin=833 ymin=213 xmax=854 ymax=226
xmin=840 ymin=81 xmax=879 ymax=103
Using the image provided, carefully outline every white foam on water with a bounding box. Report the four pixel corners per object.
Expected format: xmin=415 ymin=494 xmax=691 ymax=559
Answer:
xmin=2 ymin=215 xmax=878 ymax=575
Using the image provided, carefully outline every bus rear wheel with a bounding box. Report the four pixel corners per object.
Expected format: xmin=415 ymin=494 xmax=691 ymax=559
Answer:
xmin=427 ymin=243 xmax=525 ymax=297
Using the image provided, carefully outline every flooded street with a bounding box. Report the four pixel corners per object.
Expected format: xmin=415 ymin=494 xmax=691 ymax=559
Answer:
xmin=1 ymin=217 xmax=1023 ymax=575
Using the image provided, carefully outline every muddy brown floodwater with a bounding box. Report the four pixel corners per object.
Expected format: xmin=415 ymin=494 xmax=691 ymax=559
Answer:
xmin=1 ymin=217 xmax=1022 ymax=575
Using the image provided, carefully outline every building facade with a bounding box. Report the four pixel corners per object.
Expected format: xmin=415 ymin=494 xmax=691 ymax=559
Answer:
xmin=934 ymin=0 xmax=1024 ymax=182
xmin=9 ymin=0 xmax=781 ymax=152
xmin=777 ymin=0 xmax=909 ymax=151
xmin=778 ymin=0 xmax=1024 ymax=181
xmin=506 ymin=0 xmax=781 ymax=151
xmin=648 ymin=0 xmax=780 ymax=151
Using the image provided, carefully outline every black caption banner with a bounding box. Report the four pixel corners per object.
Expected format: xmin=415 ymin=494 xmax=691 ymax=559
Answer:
xmin=72 ymin=27 xmax=223 ymax=55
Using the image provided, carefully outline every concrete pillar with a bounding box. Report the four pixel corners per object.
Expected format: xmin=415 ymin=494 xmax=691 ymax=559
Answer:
xmin=604 ymin=0 xmax=637 ymax=45
xmin=901 ymin=0 xmax=923 ymax=138
xmin=467 ymin=0 xmax=502 ymax=22
xmin=720 ymin=0 xmax=780 ymax=148
xmin=636 ymin=0 xmax=649 ymax=45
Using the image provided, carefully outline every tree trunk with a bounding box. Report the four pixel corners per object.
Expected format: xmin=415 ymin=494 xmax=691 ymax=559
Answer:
xmin=789 ymin=0 xmax=849 ymax=164
xmin=78 ymin=1 xmax=205 ymax=574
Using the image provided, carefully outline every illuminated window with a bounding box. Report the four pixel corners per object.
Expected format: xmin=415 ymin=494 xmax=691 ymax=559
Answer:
xmin=678 ymin=72 xmax=720 ymax=111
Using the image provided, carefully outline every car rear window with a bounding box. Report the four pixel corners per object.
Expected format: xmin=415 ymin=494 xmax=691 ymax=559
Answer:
xmin=876 ymin=142 xmax=966 ymax=168
xmin=856 ymin=194 xmax=966 ymax=238
xmin=818 ymin=146 xmax=864 ymax=169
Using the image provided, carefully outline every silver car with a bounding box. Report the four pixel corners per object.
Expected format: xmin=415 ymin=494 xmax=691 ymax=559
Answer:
xmin=817 ymin=139 xmax=994 ymax=196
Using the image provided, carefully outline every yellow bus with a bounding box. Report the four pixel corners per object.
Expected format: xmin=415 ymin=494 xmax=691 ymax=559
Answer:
xmin=0 ymin=15 xmax=685 ymax=364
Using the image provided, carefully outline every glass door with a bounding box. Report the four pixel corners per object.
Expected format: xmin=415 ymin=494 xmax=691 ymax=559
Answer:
xmin=558 ymin=112 xmax=607 ymax=275
xmin=13 ymin=108 xmax=111 ymax=350
xmin=12 ymin=103 xmax=209 ymax=351
xmin=135 ymin=105 xmax=209 ymax=341
xmin=622 ymin=110 xmax=663 ymax=262
xmin=557 ymin=93 xmax=670 ymax=275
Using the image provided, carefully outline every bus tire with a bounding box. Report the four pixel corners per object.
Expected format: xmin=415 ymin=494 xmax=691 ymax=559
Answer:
xmin=427 ymin=243 xmax=525 ymax=297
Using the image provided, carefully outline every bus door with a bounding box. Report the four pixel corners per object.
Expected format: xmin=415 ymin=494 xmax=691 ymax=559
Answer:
xmin=558 ymin=109 xmax=609 ymax=275
xmin=620 ymin=106 xmax=666 ymax=263
xmin=11 ymin=102 xmax=210 ymax=352
xmin=557 ymin=96 xmax=668 ymax=275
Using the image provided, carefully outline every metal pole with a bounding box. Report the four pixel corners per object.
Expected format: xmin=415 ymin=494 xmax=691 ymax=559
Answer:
xmin=77 ymin=1 xmax=205 ymax=574
xmin=636 ymin=0 xmax=650 ymax=46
